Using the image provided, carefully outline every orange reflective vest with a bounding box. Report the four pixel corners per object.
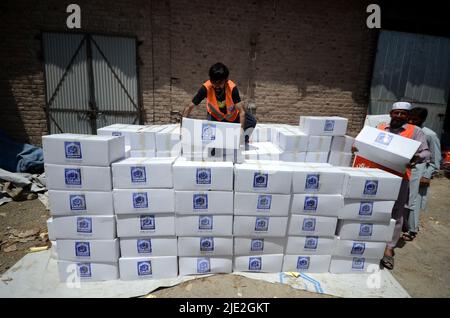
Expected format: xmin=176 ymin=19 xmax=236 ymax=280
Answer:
xmin=377 ymin=123 xmax=416 ymax=180
xmin=204 ymin=80 xmax=239 ymax=122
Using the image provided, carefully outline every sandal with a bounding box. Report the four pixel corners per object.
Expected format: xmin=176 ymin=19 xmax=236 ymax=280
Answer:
xmin=402 ymin=231 xmax=416 ymax=241
xmin=380 ymin=255 xmax=394 ymax=270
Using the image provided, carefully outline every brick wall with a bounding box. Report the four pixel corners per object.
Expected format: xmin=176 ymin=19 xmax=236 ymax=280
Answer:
xmin=1 ymin=0 xmax=378 ymax=145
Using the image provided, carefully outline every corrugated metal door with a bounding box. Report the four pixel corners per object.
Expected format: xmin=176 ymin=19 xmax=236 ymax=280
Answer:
xmin=42 ymin=32 xmax=140 ymax=134
xmin=369 ymin=30 xmax=450 ymax=137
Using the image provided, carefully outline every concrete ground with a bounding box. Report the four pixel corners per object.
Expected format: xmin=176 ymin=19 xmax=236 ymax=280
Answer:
xmin=1 ymin=177 xmax=449 ymax=297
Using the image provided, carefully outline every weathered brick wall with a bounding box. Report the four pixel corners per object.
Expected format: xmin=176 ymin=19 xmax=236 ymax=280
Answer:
xmin=1 ymin=0 xmax=378 ymax=145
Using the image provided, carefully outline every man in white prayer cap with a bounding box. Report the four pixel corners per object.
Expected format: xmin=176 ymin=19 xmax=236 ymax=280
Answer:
xmin=378 ymin=101 xmax=431 ymax=270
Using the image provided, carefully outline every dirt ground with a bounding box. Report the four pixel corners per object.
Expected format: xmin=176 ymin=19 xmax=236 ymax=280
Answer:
xmin=0 ymin=177 xmax=449 ymax=297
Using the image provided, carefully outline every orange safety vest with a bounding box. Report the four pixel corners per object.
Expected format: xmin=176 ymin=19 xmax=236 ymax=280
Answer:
xmin=377 ymin=123 xmax=416 ymax=180
xmin=204 ymin=80 xmax=239 ymax=122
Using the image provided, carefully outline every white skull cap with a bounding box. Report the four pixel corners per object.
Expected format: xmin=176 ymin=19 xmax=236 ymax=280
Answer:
xmin=392 ymin=102 xmax=412 ymax=111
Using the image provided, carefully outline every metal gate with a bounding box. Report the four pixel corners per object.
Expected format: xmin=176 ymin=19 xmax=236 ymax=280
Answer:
xmin=369 ymin=30 xmax=450 ymax=137
xmin=42 ymin=32 xmax=141 ymax=134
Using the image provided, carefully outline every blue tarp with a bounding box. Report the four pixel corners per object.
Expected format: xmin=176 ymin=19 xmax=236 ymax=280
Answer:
xmin=0 ymin=130 xmax=44 ymax=173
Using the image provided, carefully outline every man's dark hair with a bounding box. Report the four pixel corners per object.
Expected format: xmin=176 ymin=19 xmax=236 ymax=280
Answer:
xmin=410 ymin=107 xmax=428 ymax=120
xmin=209 ymin=63 xmax=229 ymax=82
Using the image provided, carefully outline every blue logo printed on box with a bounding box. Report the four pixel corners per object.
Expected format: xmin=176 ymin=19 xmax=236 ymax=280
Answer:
xmin=133 ymin=192 xmax=148 ymax=209
xmin=199 ymin=215 xmax=213 ymax=230
xmin=253 ymin=172 xmax=268 ymax=188
xmin=75 ymin=242 xmax=90 ymax=257
xmin=297 ymin=256 xmax=310 ymax=270
xmin=197 ymin=258 xmax=210 ymax=273
xmin=70 ymin=194 xmax=86 ymax=211
xmin=304 ymin=196 xmax=318 ymax=211
xmin=304 ymin=236 xmax=318 ymax=250
xmin=352 ymin=257 xmax=365 ymax=270
xmin=351 ymin=242 xmax=366 ymax=255
xmin=359 ymin=223 xmax=373 ymax=237
xmin=137 ymin=239 xmax=152 ymax=254
xmin=140 ymin=215 xmax=155 ymax=231
xmin=305 ymin=174 xmax=320 ymax=190
xmin=77 ymin=263 xmax=91 ymax=278
xmin=302 ymin=218 xmax=316 ymax=231
xmin=200 ymin=237 xmax=214 ymax=252
xmin=76 ymin=217 xmax=92 ymax=233
xmin=202 ymin=123 xmax=216 ymax=141
xmin=363 ymin=180 xmax=378 ymax=196
xmin=257 ymin=195 xmax=272 ymax=210
xmin=137 ymin=261 xmax=152 ymax=276
xmin=359 ymin=202 xmax=373 ymax=216
xmin=249 ymin=257 xmax=262 ymax=271
xmin=374 ymin=132 xmax=393 ymax=146
xmin=193 ymin=194 xmax=208 ymax=210
xmin=130 ymin=166 xmax=146 ymax=183
xmin=255 ymin=217 xmax=269 ymax=231
xmin=64 ymin=141 xmax=82 ymax=159
xmin=250 ymin=239 xmax=264 ymax=251
xmin=324 ymin=120 xmax=335 ymax=132
xmin=65 ymin=168 xmax=82 ymax=186
xmin=196 ymin=168 xmax=211 ymax=185
xmin=112 ymin=131 xmax=122 ymax=136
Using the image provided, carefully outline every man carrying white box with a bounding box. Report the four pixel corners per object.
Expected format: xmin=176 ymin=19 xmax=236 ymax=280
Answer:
xmin=353 ymin=102 xmax=430 ymax=270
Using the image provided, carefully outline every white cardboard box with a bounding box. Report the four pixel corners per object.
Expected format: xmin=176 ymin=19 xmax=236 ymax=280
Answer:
xmin=292 ymin=167 xmax=346 ymax=194
xmin=119 ymin=256 xmax=178 ymax=280
xmin=329 ymin=256 xmax=380 ymax=274
xmin=42 ymin=134 xmax=125 ymax=166
xmin=291 ymin=194 xmax=343 ymax=217
xmin=129 ymin=149 xmax=156 ymax=158
xmin=233 ymin=216 xmax=288 ymax=237
xmin=182 ymin=148 xmax=243 ymax=163
xmin=52 ymin=215 xmax=116 ymax=239
xmin=234 ymin=254 xmax=283 ymax=272
xmin=282 ymin=255 xmax=331 ymax=273
xmin=279 ymin=151 xmax=306 ymax=163
xmin=336 ymin=219 xmax=396 ymax=242
xmin=113 ymin=189 xmax=174 ymax=214
xmin=285 ymin=236 xmax=336 ymax=255
xmin=97 ymin=124 xmax=145 ymax=147
xmin=331 ymin=135 xmax=354 ymax=152
xmin=179 ymin=256 xmax=232 ymax=275
xmin=120 ymin=237 xmax=178 ymax=257
xmin=338 ymin=199 xmax=394 ymax=223
xmin=276 ymin=127 xmax=309 ymax=152
xmin=177 ymin=236 xmax=233 ymax=256
xmin=128 ymin=125 xmax=165 ymax=150
xmin=307 ymin=136 xmax=332 ymax=152
xmin=156 ymin=125 xmax=181 ymax=151
xmin=181 ymin=117 xmax=241 ymax=150
xmin=173 ymin=159 xmax=234 ymax=191
xmin=112 ymin=157 xmax=175 ymax=189
xmin=57 ymin=260 xmax=119 ymax=282
xmin=56 ymin=239 xmax=119 ymax=262
xmin=234 ymin=162 xmax=293 ymax=194
xmin=234 ymin=192 xmax=291 ymax=216
xmin=48 ymin=190 xmax=114 ymax=216
xmin=175 ymin=215 xmax=233 ymax=236
xmin=333 ymin=238 xmax=386 ymax=259
xmin=251 ymin=124 xmax=273 ymax=142
xmin=234 ymin=237 xmax=286 ymax=255
xmin=341 ymin=168 xmax=402 ymax=200
xmin=305 ymin=152 xmax=329 ymax=163
xmin=175 ymin=191 xmax=233 ymax=214
xmin=116 ymin=214 xmax=175 ymax=237
xmin=47 ymin=218 xmax=56 ymax=241
xmin=50 ymin=241 xmax=58 ymax=259
xmin=328 ymin=152 xmax=353 ymax=167
xmin=299 ymin=116 xmax=348 ymax=136
xmin=45 ymin=164 xmax=112 ymax=191
xmin=288 ymin=215 xmax=337 ymax=237
xmin=354 ymin=125 xmax=421 ymax=173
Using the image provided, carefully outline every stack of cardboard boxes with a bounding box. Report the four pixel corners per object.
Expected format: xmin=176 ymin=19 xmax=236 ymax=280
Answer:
xmin=43 ymin=134 xmax=125 ymax=282
xmin=233 ymin=161 xmax=292 ymax=272
xmin=173 ymin=159 xmax=234 ymax=275
xmin=330 ymin=168 xmax=400 ymax=273
xmin=112 ymin=157 xmax=178 ymax=279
